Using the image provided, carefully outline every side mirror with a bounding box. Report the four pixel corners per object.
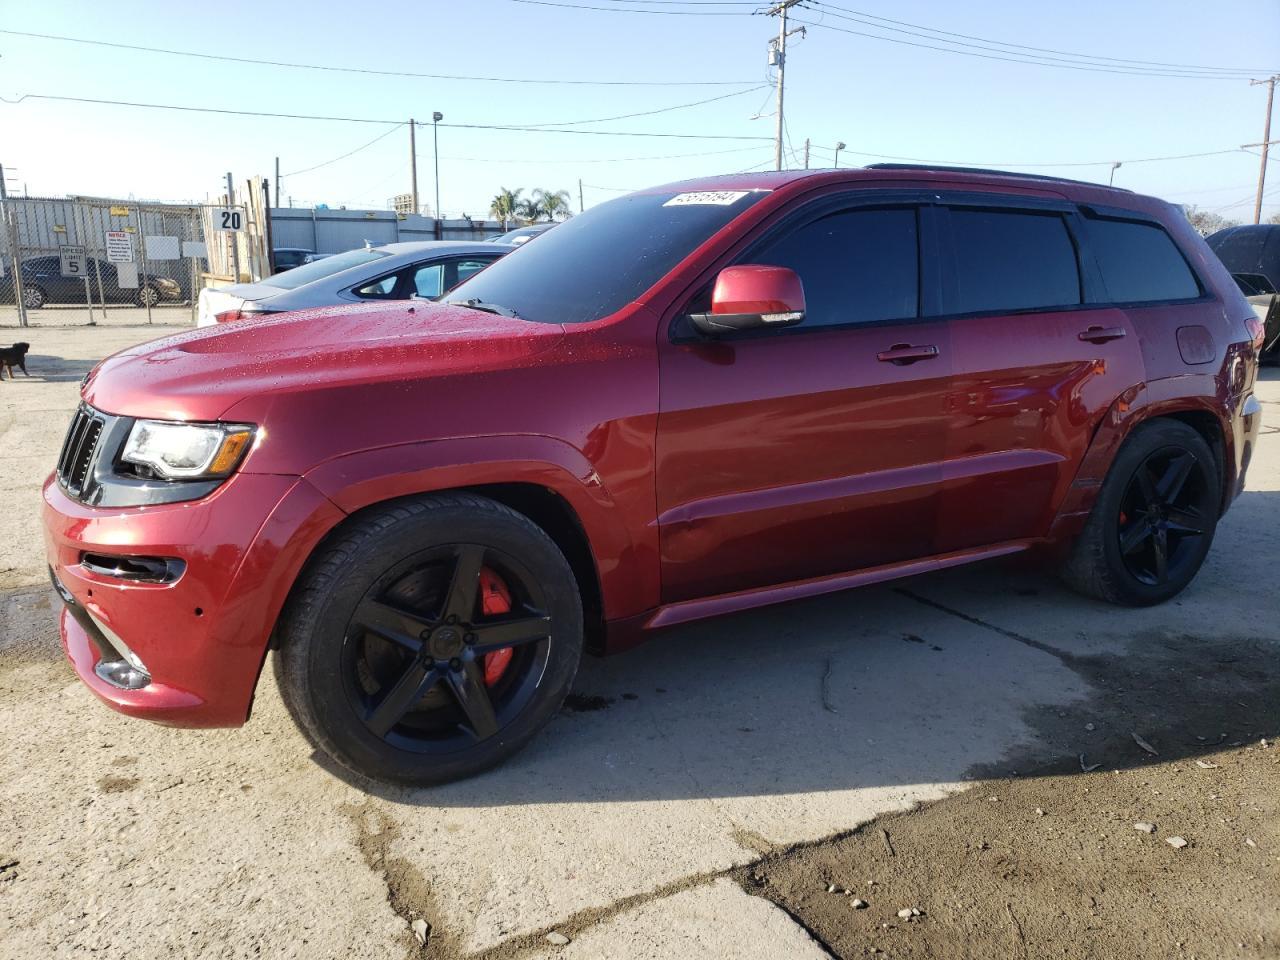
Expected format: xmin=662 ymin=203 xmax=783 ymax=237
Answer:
xmin=688 ymin=265 xmax=806 ymax=337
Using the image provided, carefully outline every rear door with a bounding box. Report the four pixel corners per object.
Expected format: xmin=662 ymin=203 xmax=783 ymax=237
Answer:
xmin=935 ymin=198 xmax=1146 ymax=552
xmin=656 ymin=198 xmax=951 ymax=603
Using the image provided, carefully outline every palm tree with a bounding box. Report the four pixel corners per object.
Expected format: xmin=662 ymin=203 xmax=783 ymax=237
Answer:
xmin=517 ymin=197 xmax=543 ymax=224
xmin=532 ymin=188 xmax=573 ymax=222
xmin=489 ymin=187 xmax=522 ymax=228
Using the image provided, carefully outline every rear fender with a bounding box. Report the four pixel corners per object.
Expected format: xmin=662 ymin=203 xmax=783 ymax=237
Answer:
xmin=1047 ymin=373 xmax=1233 ymax=542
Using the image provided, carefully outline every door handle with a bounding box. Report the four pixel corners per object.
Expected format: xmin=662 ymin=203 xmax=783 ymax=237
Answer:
xmin=877 ymin=343 xmax=939 ymax=365
xmin=1078 ymin=325 xmax=1127 ymax=343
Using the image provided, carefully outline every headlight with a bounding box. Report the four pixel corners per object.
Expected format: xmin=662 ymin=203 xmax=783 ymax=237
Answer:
xmin=121 ymin=420 xmax=255 ymax=480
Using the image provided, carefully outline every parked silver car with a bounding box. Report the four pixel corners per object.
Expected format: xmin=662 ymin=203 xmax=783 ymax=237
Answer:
xmin=485 ymin=223 xmax=557 ymax=246
xmin=197 ymin=241 xmax=506 ymax=327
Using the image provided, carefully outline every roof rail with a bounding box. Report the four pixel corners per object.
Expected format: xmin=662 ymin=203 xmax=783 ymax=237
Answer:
xmin=863 ymin=162 xmax=1130 ymax=192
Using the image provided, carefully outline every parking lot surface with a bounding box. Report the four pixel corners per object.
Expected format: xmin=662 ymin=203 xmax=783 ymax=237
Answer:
xmin=0 ymin=324 xmax=1275 ymax=959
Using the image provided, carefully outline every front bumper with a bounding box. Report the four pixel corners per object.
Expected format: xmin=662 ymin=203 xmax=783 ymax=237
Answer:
xmin=43 ymin=471 xmax=345 ymax=727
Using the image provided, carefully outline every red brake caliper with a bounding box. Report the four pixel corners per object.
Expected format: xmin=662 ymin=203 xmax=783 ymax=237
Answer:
xmin=479 ymin=567 xmax=514 ymax=687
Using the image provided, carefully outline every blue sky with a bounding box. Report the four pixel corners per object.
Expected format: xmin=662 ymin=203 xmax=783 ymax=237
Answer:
xmin=1 ymin=0 xmax=1277 ymax=221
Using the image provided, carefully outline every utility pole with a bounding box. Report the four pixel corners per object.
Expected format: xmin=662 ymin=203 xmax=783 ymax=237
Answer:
xmin=803 ymin=138 xmax=810 ymax=169
xmin=274 ymin=157 xmax=280 ymax=209
xmin=226 ymin=171 xmax=240 ymax=283
xmin=767 ymin=0 xmax=803 ymax=172
xmin=432 ymin=112 xmax=443 ymax=221
xmin=0 ymin=163 xmax=28 ymax=327
xmin=833 ymin=141 xmax=845 ymax=168
xmin=578 ymin=178 xmax=584 ymax=214
xmin=409 ymin=118 xmax=419 ymax=215
xmin=1248 ymin=76 xmax=1278 ymax=224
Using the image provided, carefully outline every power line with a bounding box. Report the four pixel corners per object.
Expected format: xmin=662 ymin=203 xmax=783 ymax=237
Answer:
xmin=1210 ymin=185 xmax=1279 ymax=214
xmin=436 ymin=144 xmax=766 ymax=163
xmin=793 ymin=14 xmax=1271 ymax=80
xmin=1 ymin=93 xmax=773 ymax=140
xmin=504 ymin=0 xmax=750 ymax=13
xmin=0 ymin=27 xmax=753 ymax=86
xmin=523 ymin=84 xmax=767 ymax=127
xmin=594 ymin=0 xmax=759 ymax=5
xmin=812 ymin=2 xmax=1275 ymax=77
xmin=283 ymin=123 xmax=405 ymax=177
xmin=506 ymin=0 xmax=1280 ymax=82
xmin=805 ymin=143 xmax=1248 ymax=168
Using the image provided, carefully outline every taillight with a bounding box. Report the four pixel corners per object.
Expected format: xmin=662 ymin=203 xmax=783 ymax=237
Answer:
xmin=1244 ymin=314 xmax=1265 ymax=349
xmin=214 ymin=309 xmax=246 ymax=323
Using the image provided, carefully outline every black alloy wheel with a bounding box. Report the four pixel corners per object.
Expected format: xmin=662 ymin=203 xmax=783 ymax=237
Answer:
xmin=342 ymin=543 xmax=552 ymax=753
xmin=275 ymin=493 xmax=583 ymax=786
xmin=1116 ymin=447 xmax=1215 ymax=588
xmin=1061 ymin=419 xmax=1220 ymax=606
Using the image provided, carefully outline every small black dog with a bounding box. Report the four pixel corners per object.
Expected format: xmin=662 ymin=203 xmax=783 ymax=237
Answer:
xmin=0 ymin=342 xmax=31 ymax=381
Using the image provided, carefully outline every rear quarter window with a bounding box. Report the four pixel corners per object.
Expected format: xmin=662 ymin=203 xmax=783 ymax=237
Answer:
xmin=1085 ymin=217 xmax=1201 ymax=303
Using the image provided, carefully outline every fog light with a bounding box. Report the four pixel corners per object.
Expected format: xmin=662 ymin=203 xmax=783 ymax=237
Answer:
xmin=94 ymin=659 xmax=151 ymax=690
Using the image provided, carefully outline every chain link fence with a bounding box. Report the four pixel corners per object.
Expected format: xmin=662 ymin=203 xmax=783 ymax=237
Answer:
xmin=0 ymin=196 xmax=250 ymax=328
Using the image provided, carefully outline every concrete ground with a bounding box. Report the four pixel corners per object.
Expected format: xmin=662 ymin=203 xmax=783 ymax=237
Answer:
xmin=0 ymin=324 xmax=1275 ymax=959
xmin=0 ymin=303 xmax=196 ymax=329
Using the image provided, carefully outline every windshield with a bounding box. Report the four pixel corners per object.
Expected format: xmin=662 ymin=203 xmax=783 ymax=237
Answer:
xmin=488 ymin=225 xmax=550 ymax=245
xmin=266 ymin=248 xmax=391 ymax=290
xmin=447 ymin=190 xmax=768 ymax=324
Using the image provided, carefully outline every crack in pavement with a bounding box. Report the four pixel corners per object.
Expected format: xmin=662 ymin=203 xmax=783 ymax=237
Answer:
xmin=892 ymin=587 xmax=1074 ymax=663
xmin=342 ymin=800 xmax=458 ymax=959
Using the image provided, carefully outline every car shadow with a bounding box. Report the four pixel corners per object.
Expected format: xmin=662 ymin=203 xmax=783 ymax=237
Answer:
xmin=315 ymin=486 xmax=1279 ymax=807
xmin=0 ymin=353 xmax=96 ymax=383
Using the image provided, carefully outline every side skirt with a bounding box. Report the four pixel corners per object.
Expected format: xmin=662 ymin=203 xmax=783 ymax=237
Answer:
xmin=600 ymin=539 xmax=1036 ymax=654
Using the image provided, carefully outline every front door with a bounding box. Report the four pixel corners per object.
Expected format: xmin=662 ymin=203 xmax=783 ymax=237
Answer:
xmin=656 ymin=202 xmax=951 ymax=604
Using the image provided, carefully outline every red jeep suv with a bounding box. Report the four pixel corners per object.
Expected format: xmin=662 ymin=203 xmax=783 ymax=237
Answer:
xmin=43 ymin=167 xmax=1264 ymax=785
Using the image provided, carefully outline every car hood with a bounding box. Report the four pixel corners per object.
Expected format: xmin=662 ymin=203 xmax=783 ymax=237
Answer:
xmin=84 ymin=301 xmax=565 ymax=421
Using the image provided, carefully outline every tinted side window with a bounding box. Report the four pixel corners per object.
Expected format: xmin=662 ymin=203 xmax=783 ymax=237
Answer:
xmin=452 ymin=258 xmax=495 ymax=289
xmin=947 ymin=209 xmax=1080 ymax=314
xmin=743 ymin=207 xmax=918 ymax=328
xmin=413 ymin=264 xmax=444 ymax=298
xmin=354 ymin=274 xmax=399 ymax=299
xmin=1086 ymin=218 xmax=1201 ymax=303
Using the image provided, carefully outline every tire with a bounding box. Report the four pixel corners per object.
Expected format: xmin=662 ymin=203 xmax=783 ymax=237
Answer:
xmin=137 ymin=285 xmax=159 ymax=308
xmin=1060 ymin=419 xmax=1220 ymax=606
xmin=274 ymin=493 xmax=583 ymax=786
xmin=22 ymin=285 xmax=46 ymax=310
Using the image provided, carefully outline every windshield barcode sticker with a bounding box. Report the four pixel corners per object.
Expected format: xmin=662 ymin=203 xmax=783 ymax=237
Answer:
xmin=664 ymin=191 xmax=752 ymax=207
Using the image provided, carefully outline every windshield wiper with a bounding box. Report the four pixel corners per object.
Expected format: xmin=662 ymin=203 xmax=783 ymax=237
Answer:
xmin=446 ymin=297 xmax=521 ymax=319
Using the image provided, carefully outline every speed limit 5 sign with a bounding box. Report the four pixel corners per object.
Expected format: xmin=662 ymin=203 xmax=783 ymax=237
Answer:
xmin=58 ymin=244 xmax=88 ymax=279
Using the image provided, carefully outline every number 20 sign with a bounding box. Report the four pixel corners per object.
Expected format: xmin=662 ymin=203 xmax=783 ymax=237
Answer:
xmin=215 ymin=208 xmax=244 ymax=232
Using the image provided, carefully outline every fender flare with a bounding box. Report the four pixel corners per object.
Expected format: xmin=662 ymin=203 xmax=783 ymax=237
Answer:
xmin=1048 ymin=374 xmax=1232 ymax=540
xmin=299 ymin=434 xmax=657 ymax=621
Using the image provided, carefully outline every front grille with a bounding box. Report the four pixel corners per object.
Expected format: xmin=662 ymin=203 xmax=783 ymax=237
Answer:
xmin=56 ymin=406 xmax=106 ymax=498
